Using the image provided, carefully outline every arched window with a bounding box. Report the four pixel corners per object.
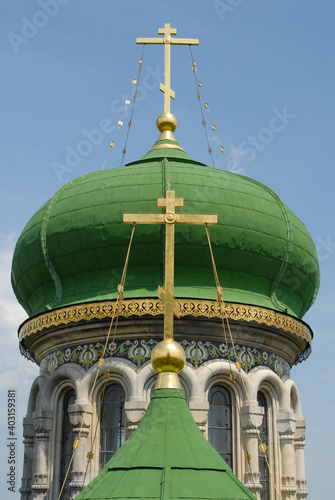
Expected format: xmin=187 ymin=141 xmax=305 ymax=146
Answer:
xmin=208 ymin=385 xmax=233 ymax=468
xmin=100 ymin=384 xmax=125 ymax=469
xmin=59 ymin=388 xmax=75 ymax=500
xmin=257 ymin=391 xmax=270 ymax=500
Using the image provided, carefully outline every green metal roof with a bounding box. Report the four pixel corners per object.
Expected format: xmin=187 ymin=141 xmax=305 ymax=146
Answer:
xmin=74 ymin=389 xmax=256 ymax=500
xmin=11 ymin=143 xmax=320 ymax=319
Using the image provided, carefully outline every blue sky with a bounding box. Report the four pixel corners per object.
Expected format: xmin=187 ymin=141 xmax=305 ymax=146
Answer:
xmin=1 ymin=0 xmax=334 ymax=497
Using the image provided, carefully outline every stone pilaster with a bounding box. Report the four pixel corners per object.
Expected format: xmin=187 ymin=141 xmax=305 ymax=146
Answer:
xmin=277 ymin=412 xmax=297 ymax=500
xmin=31 ymin=411 xmax=52 ymax=500
xmin=240 ymin=404 xmax=264 ymax=499
xmin=124 ymin=400 xmax=146 ymax=438
xmin=68 ymin=403 xmax=93 ymax=499
xmin=19 ymin=417 xmax=35 ymax=499
xmin=189 ymin=399 xmax=209 ymax=435
xmin=295 ymin=418 xmax=308 ymax=499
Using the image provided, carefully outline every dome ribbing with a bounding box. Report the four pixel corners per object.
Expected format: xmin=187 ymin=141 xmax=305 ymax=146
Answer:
xmin=11 ymin=144 xmax=320 ymax=319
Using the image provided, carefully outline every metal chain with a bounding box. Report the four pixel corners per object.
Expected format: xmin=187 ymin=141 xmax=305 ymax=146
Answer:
xmin=121 ymin=45 xmax=146 ymax=165
xmin=189 ymin=47 xmax=215 ymax=167
xmin=101 ymin=45 xmax=146 ymax=170
xmin=189 ymin=46 xmax=233 ymax=172
xmin=57 ymin=223 xmax=136 ymax=499
xmin=205 ymin=224 xmax=280 ymax=499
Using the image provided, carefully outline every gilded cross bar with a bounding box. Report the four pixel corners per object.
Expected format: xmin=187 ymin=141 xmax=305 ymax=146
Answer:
xmin=123 ymin=190 xmax=217 ymax=340
xmin=136 ymin=23 xmax=199 ymax=113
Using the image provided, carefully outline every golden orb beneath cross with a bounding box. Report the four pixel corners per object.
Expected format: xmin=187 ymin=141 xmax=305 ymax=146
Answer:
xmin=151 ymin=339 xmax=186 ymax=373
xmin=156 ymin=112 xmax=178 ymax=132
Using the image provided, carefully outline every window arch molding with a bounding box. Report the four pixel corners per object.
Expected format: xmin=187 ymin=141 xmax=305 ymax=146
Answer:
xmin=89 ymin=361 xmax=134 ymax=406
xmin=284 ymin=380 xmax=302 ymax=416
xmin=98 ymin=382 xmax=126 ymax=469
xmin=26 ymin=376 xmax=44 ymax=417
xmin=205 ymin=377 xmax=241 ymax=473
xmin=42 ymin=364 xmax=84 ymax=410
xmin=50 ymin=382 xmax=77 ymax=500
xmin=256 ymin=383 xmax=279 ymax=500
xmin=137 ymin=361 xmax=156 ymax=404
xmin=93 ymin=373 xmax=128 ymax=450
xmin=59 ymin=388 xmax=76 ymax=499
xmin=207 ymin=384 xmax=234 ymax=468
xmin=50 ymin=380 xmax=77 ymax=446
xmin=205 ymin=373 xmax=244 ymax=403
xmin=93 ymin=372 xmax=129 ymax=405
xmin=249 ymin=369 xmax=284 ymax=405
xmin=143 ymin=372 xmax=191 ymax=404
xmin=257 ymin=389 xmax=270 ymax=500
xmin=143 ymin=373 xmax=159 ymax=403
xmin=256 ymin=382 xmax=279 ymax=449
xmin=201 ymin=360 xmax=248 ymax=401
xmin=79 ymin=369 xmax=130 ymax=474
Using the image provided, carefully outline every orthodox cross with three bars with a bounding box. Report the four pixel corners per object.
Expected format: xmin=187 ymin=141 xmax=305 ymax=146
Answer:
xmin=136 ymin=23 xmax=199 ymax=114
xmin=124 ymin=191 xmax=217 ymax=340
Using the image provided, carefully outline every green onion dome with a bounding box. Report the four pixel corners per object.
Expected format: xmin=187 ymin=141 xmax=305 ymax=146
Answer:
xmin=11 ymin=140 xmax=320 ymax=319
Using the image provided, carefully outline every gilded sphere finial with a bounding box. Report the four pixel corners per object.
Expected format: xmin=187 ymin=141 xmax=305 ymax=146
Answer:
xmin=156 ymin=113 xmax=178 ymax=133
xmin=151 ymin=339 xmax=185 ymax=373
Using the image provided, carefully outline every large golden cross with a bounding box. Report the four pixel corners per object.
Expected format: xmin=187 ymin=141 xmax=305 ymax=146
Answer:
xmin=123 ymin=191 xmax=217 ymax=340
xmin=137 ymin=23 xmax=199 ymax=113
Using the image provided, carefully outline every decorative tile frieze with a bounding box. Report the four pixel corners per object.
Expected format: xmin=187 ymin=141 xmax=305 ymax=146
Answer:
xmin=40 ymin=338 xmax=290 ymax=378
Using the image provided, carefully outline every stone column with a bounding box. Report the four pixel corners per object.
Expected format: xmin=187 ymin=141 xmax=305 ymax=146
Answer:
xmin=19 ymin=417 xmax=35 ymax=500
xmin=124 ymin=400 xmax=146 ymax=438
xmin=68 ymin=403 xmax=93 ymax=499
xmin=240 ymin=404 xmax=264 ymax=499
xmin=277 ymin=412 xmax=297 ymax=500
xmin=31 ymin=411 xmax=52 ymax=500
xmin=294 ymin=418 xmax=308 ymax=499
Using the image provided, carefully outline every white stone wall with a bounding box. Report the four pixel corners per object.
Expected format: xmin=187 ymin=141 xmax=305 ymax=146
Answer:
xmin=20 ymin=357 xmax=308 ymax=500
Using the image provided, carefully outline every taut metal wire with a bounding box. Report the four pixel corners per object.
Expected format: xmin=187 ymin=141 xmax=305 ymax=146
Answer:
xmin=205 ymin=224 xmax=280 ymax=500
xmin=57 ymin=223 xmax=136 ymax=499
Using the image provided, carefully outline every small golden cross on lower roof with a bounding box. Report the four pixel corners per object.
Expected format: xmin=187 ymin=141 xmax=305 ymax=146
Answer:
xmin=123 ymin=191 xmax=217 ymax=340
xmin=137 ymin=23 xmax=199 ymax=114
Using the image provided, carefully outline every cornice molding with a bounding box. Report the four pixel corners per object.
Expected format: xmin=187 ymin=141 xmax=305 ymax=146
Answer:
xmin=19 ymin=298 xmax=312 ymax=345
